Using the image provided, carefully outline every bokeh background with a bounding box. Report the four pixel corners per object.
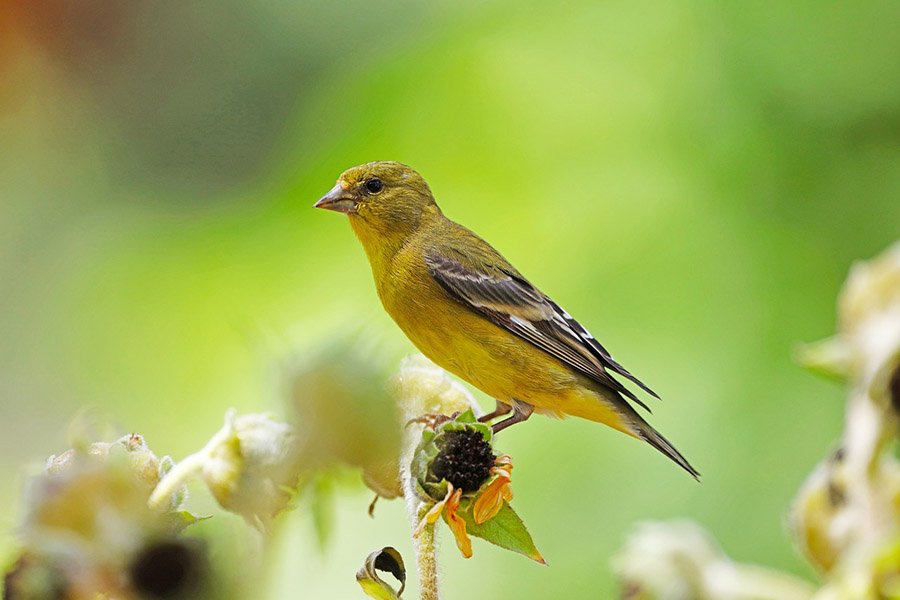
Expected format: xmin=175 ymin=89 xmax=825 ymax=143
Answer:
xmin=3 ymin=0 xmax=900 ymax=597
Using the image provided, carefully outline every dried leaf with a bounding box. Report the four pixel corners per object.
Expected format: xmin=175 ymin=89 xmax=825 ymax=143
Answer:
xmin=356 ymin=547 xmax=405 ymax=599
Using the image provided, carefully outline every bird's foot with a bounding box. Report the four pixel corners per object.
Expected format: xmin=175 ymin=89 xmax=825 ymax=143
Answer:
xmin=490 ymin=401 xmax=534 ymax=434
xmin=477 ymin=402 xmax=513 ymax=424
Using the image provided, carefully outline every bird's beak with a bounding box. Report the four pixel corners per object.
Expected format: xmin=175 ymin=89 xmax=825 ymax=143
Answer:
xmin=314 ymin=183 xmax=358 ymax=214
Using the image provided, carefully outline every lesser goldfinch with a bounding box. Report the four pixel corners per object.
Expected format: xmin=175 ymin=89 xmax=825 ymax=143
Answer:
xmin=315 ymin=161 xmax=698 ymax=478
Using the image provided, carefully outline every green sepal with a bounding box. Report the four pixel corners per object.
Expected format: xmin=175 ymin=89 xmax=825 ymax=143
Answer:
xmin=452 ymin=409 xmax=479 ymax=425
xmin=437 ymin=410 xmax=491 ymax=442
xmin=410 ymin=412 xmax=492 ymax=502
xmin=165 ymin=511 xmax=212 ymax=534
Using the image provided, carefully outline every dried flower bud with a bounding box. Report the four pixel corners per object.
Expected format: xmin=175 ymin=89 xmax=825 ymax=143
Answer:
xmin=839 ymin=242 xmax=900 ymax=335
xmin=792 ymin=242 xmax=900 ymax=582
xmin=286 ymin=339 xmax=403 ymax=500
xmin=150 ymin=411 xmax=300 ymax=529
xmin=811 ymin=536 xmax=900 ymax=600
xmin=200 ymin=412 xmax=300 ymax=528
xmin=801 ymin=242 xmax=900 ymax=407
xmin=391 ymin=355 xmax=482 ymax=422
xmin=613 ymin=521 xmax=816 ymax=600
xmin=45 ymin=433 xmax=169 ymax=494
xmin=13 ymin=435 xmax=212 ymax=600
xmin=790 ymin=450 xmax=848 ymax=573
xmin=841 ymin=243 xmax=900 ymax=413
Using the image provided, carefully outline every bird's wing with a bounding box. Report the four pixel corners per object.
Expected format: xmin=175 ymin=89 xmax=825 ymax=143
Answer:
xmin=424 ymin=252 xmax=658 ymax=410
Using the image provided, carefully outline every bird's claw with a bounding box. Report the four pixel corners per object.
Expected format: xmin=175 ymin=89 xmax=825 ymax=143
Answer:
xmin=405 ymin=411 xmax=461 ymax=430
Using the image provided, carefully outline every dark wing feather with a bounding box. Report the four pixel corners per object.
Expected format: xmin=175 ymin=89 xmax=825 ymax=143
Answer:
xmin=424 ymin=253 xmax=657 ymax=410
xmin=542 ymin=297 xmax=660 ymax=399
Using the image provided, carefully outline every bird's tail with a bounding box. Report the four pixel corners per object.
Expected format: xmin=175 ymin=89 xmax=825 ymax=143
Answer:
xmin=566 ymin=387 xmax=700 ymax=480
xmin=631 ymin=415 xmax=701 ymax=481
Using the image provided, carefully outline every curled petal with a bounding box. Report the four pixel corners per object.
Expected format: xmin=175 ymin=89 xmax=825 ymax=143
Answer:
xmin=495 ymin=455 xmax=513 ymax=471
xmin=444 ymin=487 xmax=472 ymax=558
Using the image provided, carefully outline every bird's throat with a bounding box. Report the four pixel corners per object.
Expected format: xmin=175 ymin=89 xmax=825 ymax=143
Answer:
xmin=348 ymin=215 xmax=411 ymax=280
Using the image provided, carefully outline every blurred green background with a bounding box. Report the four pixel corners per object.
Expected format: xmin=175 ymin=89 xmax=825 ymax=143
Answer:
xmin=3 ymin=0 xmax=900 ymax=597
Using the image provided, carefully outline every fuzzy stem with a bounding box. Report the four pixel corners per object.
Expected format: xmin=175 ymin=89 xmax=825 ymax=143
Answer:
xmin=400 ymin=422 xmax=440 ymax=600
xmin=148 ymin=409 xmax=237 ymax=510
xmin=148 ymin=450 xmax=206 ymax=510
xmin=412 ymin=520 xmax=439 ymax=600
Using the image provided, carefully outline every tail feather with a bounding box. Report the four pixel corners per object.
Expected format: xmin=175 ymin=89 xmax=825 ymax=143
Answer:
xmin=567 ymin=386 xmax=700 ymax=480
xmin=634 ymin=419 xmax=701 ymax=481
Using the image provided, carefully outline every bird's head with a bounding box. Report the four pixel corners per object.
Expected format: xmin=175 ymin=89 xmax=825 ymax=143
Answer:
xmin=314 ymin=161 xmax=437 ymax=236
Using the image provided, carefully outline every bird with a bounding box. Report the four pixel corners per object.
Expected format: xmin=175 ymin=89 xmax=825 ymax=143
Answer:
xmin=314 ymin=161 xmax=699 ymax=479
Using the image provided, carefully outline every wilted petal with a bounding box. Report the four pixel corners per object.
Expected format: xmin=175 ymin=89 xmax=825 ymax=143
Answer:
xmin=444 ymin=487 xmax=472 ymax=558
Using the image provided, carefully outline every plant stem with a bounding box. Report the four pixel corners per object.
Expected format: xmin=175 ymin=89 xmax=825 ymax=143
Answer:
xmin=148 ymin=450 xmax=207 ymax=510
xmin=412 ymin=519 xmax=439 ymax=600
xmin=391 ymin=356 xmax=485 ymax=599
xmin=400 ymin=427 xmax=440 ymax=600
xmin=147 ymin=409 xmax=237 ymax=510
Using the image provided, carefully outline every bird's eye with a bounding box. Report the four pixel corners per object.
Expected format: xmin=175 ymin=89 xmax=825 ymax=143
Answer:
xmin=364 ymin=178 xmax=384 ymax=194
